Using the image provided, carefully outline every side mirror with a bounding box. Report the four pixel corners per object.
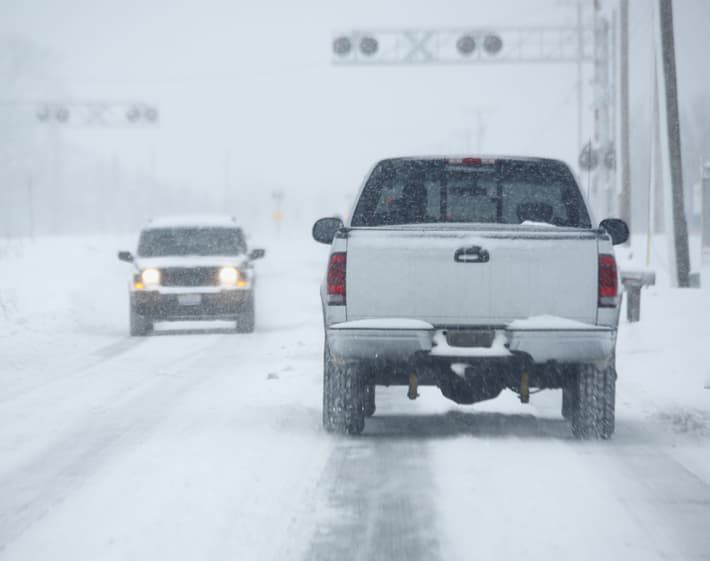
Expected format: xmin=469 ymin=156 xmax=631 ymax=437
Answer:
xmin=599 ymin=218 xmax=629 ymax=245
xmin=312 ymin=217 xmax=344 ymax=245
xmin=249 ymin=248 xmax=265 ymax=260
xmin=118 ymin=250 xmax=134 ymax=263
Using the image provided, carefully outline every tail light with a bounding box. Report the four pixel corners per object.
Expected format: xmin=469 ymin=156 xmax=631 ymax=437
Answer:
xmin=327 ymin=252 xmax=346 ymax=305
xmin=598 ymin=254 xmax=618 ymax=307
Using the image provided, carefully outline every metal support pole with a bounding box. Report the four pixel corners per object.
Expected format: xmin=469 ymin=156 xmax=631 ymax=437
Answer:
xmin=577 ymin=0 xmax=584 ymax=158
xmin=26 ymin=174 xmax=35 ymax=241
xmin=591 ymin=10 xmax=613 ymax=219
xmin=702 ymin=162 xmax=710 ymax=266
xmin=626 ymin=287 xmax=641 ymax=322
xmin=658 ymin=0 xmax=691 ymax=287
xmin=618 ymin=0 xmax=631 ymax=232
xmin=620 ymin=271 xmax=656 ymax=323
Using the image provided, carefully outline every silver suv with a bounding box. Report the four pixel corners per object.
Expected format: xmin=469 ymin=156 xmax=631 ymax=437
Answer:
xmin=118 ymin=216 xmax=265 ymax=335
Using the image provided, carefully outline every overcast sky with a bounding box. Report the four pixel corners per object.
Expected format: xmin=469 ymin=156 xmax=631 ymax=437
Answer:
xmin=1 ymin=0 xmax=708 ymax=221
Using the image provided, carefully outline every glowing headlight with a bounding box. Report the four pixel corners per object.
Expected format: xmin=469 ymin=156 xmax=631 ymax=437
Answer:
xmin=218 ymin=266 xmax=239 ymax=286
xmin=141 ymin=268 xmax=161 ymax=286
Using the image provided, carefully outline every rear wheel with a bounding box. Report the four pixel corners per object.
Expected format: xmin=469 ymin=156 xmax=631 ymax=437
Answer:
xmin=569 ymin=361 xmax=616 ymax=439
xmin=129 ymin=301 xmax=152 ymax=336
xmin=561 ymin=385 xmax=576 ymax=420
xmin=235 ymin=292 xmax=255 ymax=333
xmin=322 ymin=343 xmax=366 ymax=435
xmin=364 ymin=384 xmax=376 ymax=417
xmin=599 ymin=363 xmax=616 ymax=438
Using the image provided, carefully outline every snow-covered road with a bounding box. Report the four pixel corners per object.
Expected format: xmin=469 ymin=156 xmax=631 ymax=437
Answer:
xmin=1 ymin=232 xmax=709 ymax=560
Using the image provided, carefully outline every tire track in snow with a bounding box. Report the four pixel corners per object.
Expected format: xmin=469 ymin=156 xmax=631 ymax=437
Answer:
xmin=0 ymin=336 xmax=146 ymax=407
xmin=583 ymin=421 xmax=710 ymax=560
xmin=301 ymin=391 xmax=566 ymax=561
xmin=304 ymin=435 xmax=442 ymax=561
xmin=0 ymin=334 xmax=231 ymax=552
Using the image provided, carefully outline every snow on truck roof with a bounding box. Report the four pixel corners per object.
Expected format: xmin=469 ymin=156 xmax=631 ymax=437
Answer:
xmin=385 ymin=155 xmax=563 ymax=164
xmin=143 ymin=215 xmax=239 ymax=230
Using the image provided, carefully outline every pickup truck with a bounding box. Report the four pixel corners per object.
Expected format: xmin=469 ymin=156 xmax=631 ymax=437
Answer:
xmin=312 ymin=156 xmax=629 ymax=439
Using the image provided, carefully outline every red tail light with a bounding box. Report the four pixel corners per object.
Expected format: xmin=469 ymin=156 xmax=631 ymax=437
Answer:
xmin=598 ymin=254 xmax=618 ymax=307
xmin=327 ymin=252 xmax=346 ymax=305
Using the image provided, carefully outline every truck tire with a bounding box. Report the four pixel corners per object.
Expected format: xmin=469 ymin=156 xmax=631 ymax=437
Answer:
xmin=599 ymin=363 xmax=616 ymax=439
xmin=570 ymin=362 xmax=616 ymax=439
xmin=561 ymin=385 xmax=576 ymax=420
xmin=322 ymin=343 xmax=366 ymax=435
xmin=235 ymin=292 xmax=255 ymax=333
xmin=364 ymin=384 xmax=376 ymax=417
xmin=129 ymin=302 xmax=152 ymax=336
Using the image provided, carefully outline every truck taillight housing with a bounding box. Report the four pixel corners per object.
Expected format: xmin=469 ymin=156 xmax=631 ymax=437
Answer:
xmin=327 ymin=252 xmax=346 ymax=305
xmin=598 ymin=254 xmax=618 ymax=308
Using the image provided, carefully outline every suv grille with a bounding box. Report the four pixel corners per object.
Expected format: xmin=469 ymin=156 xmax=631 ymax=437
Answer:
xmin=161 ymin=267 xmax=218 ymax=287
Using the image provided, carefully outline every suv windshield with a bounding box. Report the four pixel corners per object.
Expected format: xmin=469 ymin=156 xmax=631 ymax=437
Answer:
xmin=137 ymin=227 xmax=247 ymax=257
xmin=351 ymin=159 xmax=591 ymax=228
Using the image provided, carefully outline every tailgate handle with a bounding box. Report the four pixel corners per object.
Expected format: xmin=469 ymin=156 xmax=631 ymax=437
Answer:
xmin=454 ymin=245 xmax=490 ymax=263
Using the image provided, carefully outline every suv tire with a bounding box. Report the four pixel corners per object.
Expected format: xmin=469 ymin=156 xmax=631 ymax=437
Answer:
xmin=322 ymin=343 xmax=366 ymax=435
xmin=129 ymin=302 xmax=152 ymax=336
xmin=235 ymin=292 xmax=255 ymax=333
xmin=570 ymin=361 xmax=616 ymax=439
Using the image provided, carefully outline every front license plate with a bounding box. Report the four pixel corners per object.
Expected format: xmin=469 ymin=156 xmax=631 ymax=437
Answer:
xmin=177 ymin=294 xmax=202 ymax=306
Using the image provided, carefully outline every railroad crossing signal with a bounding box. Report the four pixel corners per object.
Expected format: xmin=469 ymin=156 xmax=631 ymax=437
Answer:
xmin=34 ymin=101 xmax=159 ymax=127
xmin=331 ymin=26 xmax=593 ymax=65
xmin=578 ymin=142 xmax=599 ymax=172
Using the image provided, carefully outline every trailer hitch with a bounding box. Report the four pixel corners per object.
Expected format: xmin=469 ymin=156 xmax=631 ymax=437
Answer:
xmin=407 ymin=373 xmax=419 ymax=400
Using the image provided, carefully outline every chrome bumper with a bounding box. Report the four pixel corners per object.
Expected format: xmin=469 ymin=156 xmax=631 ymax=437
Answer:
xmin=327 ymin=323 xmax=616 ymax=364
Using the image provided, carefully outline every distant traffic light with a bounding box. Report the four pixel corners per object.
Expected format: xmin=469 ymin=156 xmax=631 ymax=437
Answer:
xmin=34 ymin=102 xmax=159 ymax=126
xmin=359 ymin=36 xmax=378 ymax=56
xmin=332 ymin=30 xmax=505 ymax=61
xmin=456 ymin=35 xmax=476 ymax=56
xmin=333 ymin=36 xmax=352 ymax=56
xmin=483 ymin=34 xmax=503 ymax=55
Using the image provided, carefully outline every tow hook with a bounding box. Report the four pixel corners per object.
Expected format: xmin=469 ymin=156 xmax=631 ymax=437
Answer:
xmin=519 ymin=371 xmax=530 ymax=404
xmin=407 ymin=373 xmax=419 ymax=400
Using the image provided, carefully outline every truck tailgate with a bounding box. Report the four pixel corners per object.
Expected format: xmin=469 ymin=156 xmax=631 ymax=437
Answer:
xmin=346 ymin=228 xmax=599 ymax=326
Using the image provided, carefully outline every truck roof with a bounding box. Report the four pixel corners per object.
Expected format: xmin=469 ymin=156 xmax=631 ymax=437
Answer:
xmin=383 ymin=155 xmax=565 ymax=165
xmin=143 ymin=215 xmax=239 ymax=230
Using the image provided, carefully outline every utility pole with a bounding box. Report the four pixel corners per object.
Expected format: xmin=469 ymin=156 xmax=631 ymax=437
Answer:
xmin=702 ymin=161 xmax=710 ymax=268
xmin=577 ymin=0 xmax=585 ymax=157
xmin=618 ymin=0 xmax=631 ymax=231
xmin=590 ymin=4 xmax=617 ymax=221
xmin=26 ymin=174 xmax=35 ymax=241
xmin=658 ymin=0 xmax=690 ymax=287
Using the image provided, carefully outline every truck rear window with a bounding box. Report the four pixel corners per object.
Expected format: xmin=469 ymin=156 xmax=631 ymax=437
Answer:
xmin=350 ymin=159 xmax=591 ymax=228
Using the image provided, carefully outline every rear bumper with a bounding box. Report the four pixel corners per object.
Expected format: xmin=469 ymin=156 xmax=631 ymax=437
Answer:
xmin=132 ymin=289 xmax=250 ymax=321
xmin=326 ymin=323 xmax=616 ymax=364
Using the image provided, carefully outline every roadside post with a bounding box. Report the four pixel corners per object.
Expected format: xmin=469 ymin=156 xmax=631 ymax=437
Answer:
xmin=620 ymin=270 xmax=656 ymax=323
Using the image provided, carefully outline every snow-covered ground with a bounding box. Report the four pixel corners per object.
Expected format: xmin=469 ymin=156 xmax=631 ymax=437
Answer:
xmin=1 ymin=228 xmax=709 ymax=560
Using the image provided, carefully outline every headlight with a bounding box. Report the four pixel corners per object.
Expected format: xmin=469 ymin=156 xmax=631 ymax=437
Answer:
xmin=218 ymin=266 xmax=239 ymax=286
xmin=141 ymin=268 xmax=161 ymax=286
